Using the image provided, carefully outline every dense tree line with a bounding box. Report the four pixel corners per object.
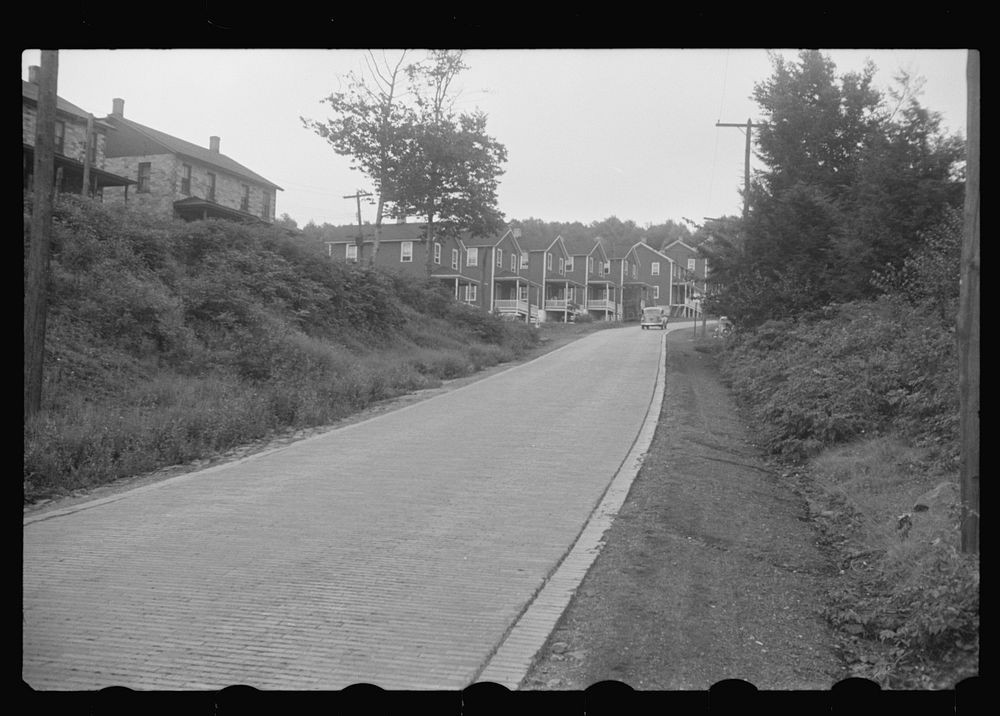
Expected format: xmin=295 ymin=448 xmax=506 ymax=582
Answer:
xmin=702 ymin=51 xmax=965 ymax=327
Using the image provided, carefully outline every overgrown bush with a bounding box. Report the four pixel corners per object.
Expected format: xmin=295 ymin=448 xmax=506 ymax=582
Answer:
xmin=722 ymin=297 xmax=958 ymax=464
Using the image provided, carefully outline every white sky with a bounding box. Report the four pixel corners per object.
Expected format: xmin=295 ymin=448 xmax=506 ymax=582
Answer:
xmin=21 ymin=49 xmax=969 ymax=229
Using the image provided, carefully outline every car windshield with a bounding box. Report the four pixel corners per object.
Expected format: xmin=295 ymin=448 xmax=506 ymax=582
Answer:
xmin=643 ymin=308 xmax=662 ymax=317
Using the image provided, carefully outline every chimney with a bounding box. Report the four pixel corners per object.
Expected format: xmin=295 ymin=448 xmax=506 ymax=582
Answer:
xmin=28 ymin=65 xmax=40 ymax=83
xmin=209 ymin=136 xmax=220 ymax=153
xmin=512 ymin=228 xmax=522 ymax=238
xmin=112 ymin=98 xmax=124 ymax=117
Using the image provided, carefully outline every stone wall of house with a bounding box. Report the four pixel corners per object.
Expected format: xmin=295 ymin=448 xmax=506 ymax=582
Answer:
xmin=23 ymin=104 xmax=107 ymax=166
xmin=102 ymin=153 xmax=276 ymax=222
xmin=102 ymin=153 xmax=179 ymax=217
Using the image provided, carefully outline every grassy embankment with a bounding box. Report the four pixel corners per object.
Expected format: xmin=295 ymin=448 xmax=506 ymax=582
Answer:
xmin=702 ymin=300 xmax=977 ymax=689
xmin=23 ymin=197 xmax=614 ymax=504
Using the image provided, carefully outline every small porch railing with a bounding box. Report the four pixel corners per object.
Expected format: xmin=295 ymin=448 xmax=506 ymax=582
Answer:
xmin=587 ymin=299 xmax=617 ymax=311
xmin=543 ymin=298 xmax=570 ymax=310
xmin=495 ymin=299 xmax=529 ymax=314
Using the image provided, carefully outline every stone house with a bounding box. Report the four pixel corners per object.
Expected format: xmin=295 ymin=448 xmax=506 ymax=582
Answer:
xmin=100 ymin=98 xmax=281 ymax=224
xmin=22 ymin=67 xmax=134 ymax=198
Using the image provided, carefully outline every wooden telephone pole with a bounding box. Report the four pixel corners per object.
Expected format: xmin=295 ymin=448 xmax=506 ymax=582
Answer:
xmin=24 ymin=50 xmax=59 ymax=420
xmin=958 ymin=51 xmax=980 ymax=554
xmin=343 ymin=190 xmax=372 ymax=260
xmin=716 ymin=119 xmax=764 ymax=221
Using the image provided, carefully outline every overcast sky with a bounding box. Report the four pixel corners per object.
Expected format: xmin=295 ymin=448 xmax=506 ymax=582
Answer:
xmin=21 ymin=49 xmax=969 ymax=229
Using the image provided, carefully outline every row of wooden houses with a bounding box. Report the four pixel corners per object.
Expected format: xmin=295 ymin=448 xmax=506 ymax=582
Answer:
xmin=323 ymin=224 xmax=709 ymax=323
xmin=22 ymin=65 xmax=709 ymax=323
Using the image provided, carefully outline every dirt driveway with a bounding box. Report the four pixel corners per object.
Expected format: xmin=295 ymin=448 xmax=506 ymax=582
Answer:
xmin=522 ymin=333 xmax=846 ymax=690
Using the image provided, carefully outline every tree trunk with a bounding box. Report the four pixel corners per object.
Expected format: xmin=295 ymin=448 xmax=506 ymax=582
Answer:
xmin=372 ymin=196 xmax=384 ymax=266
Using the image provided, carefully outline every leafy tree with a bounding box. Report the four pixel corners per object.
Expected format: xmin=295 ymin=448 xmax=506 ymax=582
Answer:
xmin=710 ymin=50 xmax=964 ymax=327
xmin=389 ymin=51 xmax=508 ymax=274
xmin=871 ymin=208 xmax=963 ymax=324
xmin=302 ymin=51 xmax=412 ymax=262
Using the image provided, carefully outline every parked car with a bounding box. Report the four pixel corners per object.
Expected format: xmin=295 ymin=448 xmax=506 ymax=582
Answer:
xmin=640 ymin=306 xmax=668 ymax=330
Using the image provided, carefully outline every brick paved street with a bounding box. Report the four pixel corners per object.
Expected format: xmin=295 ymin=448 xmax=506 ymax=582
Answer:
xmin=24 ymin=327 xmax=665 ymax=690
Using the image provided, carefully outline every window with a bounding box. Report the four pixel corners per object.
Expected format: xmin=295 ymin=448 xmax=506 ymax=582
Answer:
xmin=651 ymin=261 xmax=660 ymax=276
xmin=401 ymin=241 xmax=413 ymax=262
xmin=137 ymin=162 xmax=151 ymax=193
xmin=496 ymin=249 xmax=503 ymax=268
xmin=519 ymin=285 xmax=528 ymax=302
xmin=54 ymin=120 xmax=65 ymax=154
xmin=546 ymin=253 xmax=552 ymax=271
xmin=632 ymin=263 xmax=637 ymax=279
xmin=346 ymin=244 xmax=358 ymax=261
xmin=207 ymin=172 xmax=216 ymax=201
xmin=241 ymin=184 xmax=250 ymax=211
xmin=566 ymin=257 xmax=574 ymax=272
xmin=654 ymin=286 xmax=660 ymax=299
xmin=434 ymin=242 xmax=442 ymax=264
xmin=180 ymin=164 xmax=192 ymax=195
xmin=466 ymin=248 xmax=478 ymax=267
xmin=262 ymin=190 xmax=271 ymax=219
xmin=466 ymin=284 xmax=477 ymax=302
xmin=604 ymin=261 xmax=611 ymax=274
xmin=89 ymin=133 xmax=98 ymax=164
xmin=520 ymin=252 xmax=529 ymax=269
xmin=452 ymin=248 xmax=459 ymax=270
xmin=588 ymin=257 xmax=594 ymax=274
xmin=687 ymin=258 xmax=696 ymax=271
xmin=558 ymin=257 xmax=565 ymax=275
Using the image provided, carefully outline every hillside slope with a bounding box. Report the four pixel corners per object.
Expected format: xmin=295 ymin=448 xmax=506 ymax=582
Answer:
xmin=24 ymin=197 xmax=538 ymax=502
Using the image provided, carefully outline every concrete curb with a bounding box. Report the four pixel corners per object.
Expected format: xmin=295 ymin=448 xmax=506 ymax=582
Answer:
xmin=473 ymin=329 xmax=669 ymax=688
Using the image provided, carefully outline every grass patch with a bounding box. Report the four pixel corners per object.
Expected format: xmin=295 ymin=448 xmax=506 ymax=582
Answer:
xmin=776 ymin=432 xmax=977 ymax=690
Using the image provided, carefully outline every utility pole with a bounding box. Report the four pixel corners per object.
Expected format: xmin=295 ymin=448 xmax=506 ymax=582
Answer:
xmin=716 ymin=119 xmax=764 ymax=222
xmin=24 ymin=50 xmax=59 ymax=420
xmin=343 ymin=190 xmax=372 ymax=261
xmin=958 ymin=50 xmax=980 ymax=554
xmin=82 ymin=113 xmax=93 ymax=197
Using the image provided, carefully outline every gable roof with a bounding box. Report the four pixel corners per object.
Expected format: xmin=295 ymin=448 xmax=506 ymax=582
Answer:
xmin=515 ymin=231 xmax=565 ymax=254
xmin=103 ymin=115 xmax=282 ymax=191
xmin=633 ymin=241 xmax=675 ymax=264
xmin=661 ymin=239 xmax=699 ymax=254
xmin=22 ymin=81 xmax=112 ymax=129
xmin=561 ymin=235 xmax=601 ymax=257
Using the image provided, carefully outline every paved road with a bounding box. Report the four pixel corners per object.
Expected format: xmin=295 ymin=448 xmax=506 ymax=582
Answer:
xmin=24 ymin=326 xmax=665 ymax=690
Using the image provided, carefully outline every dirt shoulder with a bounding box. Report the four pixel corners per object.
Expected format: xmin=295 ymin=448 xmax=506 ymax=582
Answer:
xmin=24 ymin=322 xmax=624 ymax=519
xmin=522 ymin=332 xmax=846 ymax=690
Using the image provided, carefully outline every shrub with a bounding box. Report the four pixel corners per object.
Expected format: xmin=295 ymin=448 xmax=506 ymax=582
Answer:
xmin=722 ymin=297 xmax=958 ymax=462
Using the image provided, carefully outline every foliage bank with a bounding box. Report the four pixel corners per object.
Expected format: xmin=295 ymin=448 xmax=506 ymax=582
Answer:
xmin=24 ymin=196 xmax=539 ymax=502
xmin=719 ymin=297 xmax=975 ymax=688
